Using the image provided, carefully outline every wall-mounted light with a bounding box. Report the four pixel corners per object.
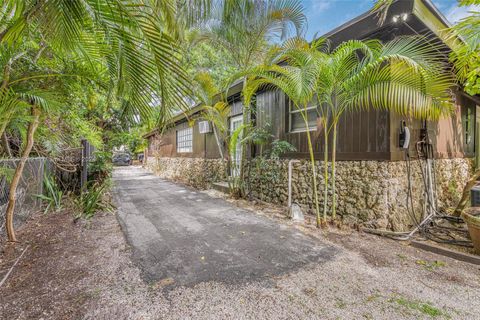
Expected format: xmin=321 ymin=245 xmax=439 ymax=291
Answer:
xmin=392 ymin=13 xmax=409 ymax=23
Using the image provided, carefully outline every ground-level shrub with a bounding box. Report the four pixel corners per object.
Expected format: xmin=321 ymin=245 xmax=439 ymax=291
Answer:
xmin=75 ymin=181 xmax=111 ymax=219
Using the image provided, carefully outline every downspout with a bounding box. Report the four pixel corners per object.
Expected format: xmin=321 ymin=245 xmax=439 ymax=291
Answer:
xmin=288 ymin=159 xmax=300 ymax=208
xmin=204 ymin=127 xmax=207 ymax=159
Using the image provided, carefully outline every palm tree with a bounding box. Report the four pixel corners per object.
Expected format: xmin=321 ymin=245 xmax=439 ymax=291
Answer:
xmin=0 ymin=0 xmax=213 ymax=120
xmin=0 ymin=37 xmax=78 ymax=241
xmin=247 ymin=35 xmax=454 ymax=225
xmin=373 ymin=0 xmax=479 ymax=96
xmin=0 ymin=0 xmax=213 ymax=241
xmin=373 ymin=1 xmax=480 ymax=219
xmin=244 ymin=38 xmax=324 ymax=226
xmin=448 ymin=0 xmax=480 ymax=96
xmin=203 ymin=0 xmax=306 ymax=192
xmin=4 ymin=98 xmax=50 ymax=241
xmin=192 ymin=72 xmax=229 ymax=160
xmin=315 ymin=37 xmax=454 ymax=219
xmin=446 ymin=0 xmax=480 ymax=214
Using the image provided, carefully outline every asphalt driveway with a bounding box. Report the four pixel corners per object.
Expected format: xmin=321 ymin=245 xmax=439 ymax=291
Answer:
xmin=113 ymin=166 xmax=337 ymax=287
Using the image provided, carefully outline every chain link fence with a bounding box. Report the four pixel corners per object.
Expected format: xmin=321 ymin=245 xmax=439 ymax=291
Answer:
xmin=0 ymin=157 xmax=50 ymax=234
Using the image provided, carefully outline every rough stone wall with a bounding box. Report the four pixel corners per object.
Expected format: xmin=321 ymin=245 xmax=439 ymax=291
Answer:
xmin=246 ymin=158 xmax=472 ymax=231
xmin=145 ymin=156 xmax=226 ymax=189
xmin=145 ymin=155 xmax=472 ymax=231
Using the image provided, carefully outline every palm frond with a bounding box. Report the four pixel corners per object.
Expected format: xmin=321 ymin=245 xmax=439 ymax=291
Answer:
xmin=371 ymin=0 xmax=394 ymax=26
xmin=1 ymin=0 xmax=196 ymax=123
xmin=204 ymin=0 xmax=306 ymax=70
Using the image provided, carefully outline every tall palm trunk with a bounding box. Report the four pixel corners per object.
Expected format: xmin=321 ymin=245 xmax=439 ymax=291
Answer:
xmin=5 ymin=105 xmax=40 ymax=242
xmin=212 ymin=124 xmax=228 ymax=180
xmin=322 ymin=121 xmax=329 ymax=223
xmin=212 ymin=125 xmax=224 ymax=160
xmin=331 ymin=123 xmax=337 ymax=219
xmin=302 ymin=112 xmax=321 ymax=227
xmin=239 ymin=77 xmax=249 ymax=196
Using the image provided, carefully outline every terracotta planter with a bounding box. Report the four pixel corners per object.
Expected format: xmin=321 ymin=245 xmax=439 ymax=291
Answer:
xmin=462 ymin=207 xmax=480 ymax=254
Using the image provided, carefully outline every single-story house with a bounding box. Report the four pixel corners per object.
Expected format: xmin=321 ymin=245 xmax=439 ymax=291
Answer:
xmin=144 ymin=0 xmax=479 ymax=231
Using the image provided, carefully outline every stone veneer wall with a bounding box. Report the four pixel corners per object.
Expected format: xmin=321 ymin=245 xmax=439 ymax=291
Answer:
xmin=145 ymin=156 xmax=226 ymax=189
xmin=145 ymin=156 xmax=472 ymax=231
xmin=246 ymin=158 xmax=473 ymax=231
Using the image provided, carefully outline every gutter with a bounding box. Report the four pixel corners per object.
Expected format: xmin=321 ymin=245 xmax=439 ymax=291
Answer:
xmin=422 ymin=0 xmax=452 ymax=28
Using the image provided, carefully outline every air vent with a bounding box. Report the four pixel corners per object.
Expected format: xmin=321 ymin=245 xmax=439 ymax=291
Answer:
xmin=198 ymin=121 xmax=212 ymax=134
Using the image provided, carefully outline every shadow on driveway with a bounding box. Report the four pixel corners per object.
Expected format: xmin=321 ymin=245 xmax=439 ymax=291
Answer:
xmin=113 ymin=166 xmax=337 ymax=287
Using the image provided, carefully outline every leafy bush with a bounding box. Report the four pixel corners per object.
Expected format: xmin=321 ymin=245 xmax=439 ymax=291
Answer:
xmin=270 ymin=140 xmax=296 ymax=159
xmin=36 ymin=173 xmax=63 ymax=214
xmin=75 ymin=181 xmax=111 ymax=219
xmin=88 ymin=150 xmax=112 ymax=184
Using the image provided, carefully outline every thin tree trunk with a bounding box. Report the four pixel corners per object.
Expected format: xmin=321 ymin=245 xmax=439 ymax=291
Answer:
xmin=212 ymin=125 xmax=224 ymax=160
xmin=0 ymin=49 xmax=26 ymax=159
xmin=5 ymin=105 xmax=40 ymax=242
xmin=453 ymin=168 xmax=480 ymax=217
xmin=1 ymin=51 xmax=26 ymax=90
xmin=331 ymin=123 xmax=337 ymax=219
xmin=322 ymin=121 xmax=329 ymax=223
xmin=1 ymin=131 xmax=12 ymax=157
xmin=213 ymin=124 xmax=229 ymax=181
xmin=303 ymin=114 xmax=321 ymax=227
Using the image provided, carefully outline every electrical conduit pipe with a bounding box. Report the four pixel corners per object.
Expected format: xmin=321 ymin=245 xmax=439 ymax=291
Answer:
xmin=288 ymin=159 xmax=300 ymax=208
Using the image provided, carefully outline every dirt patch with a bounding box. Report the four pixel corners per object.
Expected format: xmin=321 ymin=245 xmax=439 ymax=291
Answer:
xmin=0 ymin=209 xmax=134 ymax=319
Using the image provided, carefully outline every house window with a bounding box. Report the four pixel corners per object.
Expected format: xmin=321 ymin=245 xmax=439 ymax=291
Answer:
xmin=176 ymin=127 xmax=193 ymax=153
xmin=465 ymin=107 xmax=473 ymax=145
xmin=289 ymin=99 xmax=318 ymax=132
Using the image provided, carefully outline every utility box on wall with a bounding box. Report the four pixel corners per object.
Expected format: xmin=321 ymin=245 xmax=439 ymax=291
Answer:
xmin=471 ymin=185 xmax=480 ymax=207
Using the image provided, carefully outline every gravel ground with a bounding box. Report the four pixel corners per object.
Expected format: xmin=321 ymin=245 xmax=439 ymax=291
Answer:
xmin=1 ymin=194 xmax=480 ymax=319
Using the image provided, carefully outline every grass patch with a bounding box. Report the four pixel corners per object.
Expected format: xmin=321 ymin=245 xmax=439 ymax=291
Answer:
xmin=396 ymin=253 xmax=408 ymax=260
xmin=415 ymin=259 xmax=446 ymax=271
xmin=392 ymin=296 xmax=449 ymax=318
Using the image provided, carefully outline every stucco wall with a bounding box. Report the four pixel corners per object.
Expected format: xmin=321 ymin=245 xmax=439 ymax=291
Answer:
xmin=145 ymin=156 xmax=472 ymax=231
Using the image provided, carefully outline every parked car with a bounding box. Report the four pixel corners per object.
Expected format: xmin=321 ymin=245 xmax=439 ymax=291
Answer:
xmin=112 ymin=152 xmax=132 ymax=166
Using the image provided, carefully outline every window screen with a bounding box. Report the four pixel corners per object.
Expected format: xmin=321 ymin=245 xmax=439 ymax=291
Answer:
xmin=177 ymin=127 xmax=193 ymax=153
xmin=289 ymin=99 xmax=318 ymax=132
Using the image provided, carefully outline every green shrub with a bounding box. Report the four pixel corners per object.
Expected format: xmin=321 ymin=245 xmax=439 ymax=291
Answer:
xmin=88 ymin=150 xmax=112 ymax=184
xmin=36 ymin=173 xmax=63 ymax=214
xmin=75 ymin=181 xmax=111 ymax=219
xmin=269 ymin=140 xmax=296 ymax=160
